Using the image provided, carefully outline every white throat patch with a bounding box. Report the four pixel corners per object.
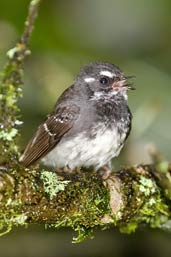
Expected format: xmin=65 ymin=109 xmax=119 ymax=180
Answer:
xmin=90 ymin=90 xmax=118 ymax=101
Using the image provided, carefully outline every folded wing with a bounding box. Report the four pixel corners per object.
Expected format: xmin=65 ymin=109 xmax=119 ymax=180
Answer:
xmin=20 ymin=105 xmax=80 ymax=167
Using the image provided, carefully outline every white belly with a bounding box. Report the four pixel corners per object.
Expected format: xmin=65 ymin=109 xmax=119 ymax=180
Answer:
xmin=42 ymin=124 xmax=126 ymax=169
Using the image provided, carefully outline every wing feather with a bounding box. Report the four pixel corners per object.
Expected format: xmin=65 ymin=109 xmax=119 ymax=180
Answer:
xmin=20 ymin=105 xmax=80 ymax=167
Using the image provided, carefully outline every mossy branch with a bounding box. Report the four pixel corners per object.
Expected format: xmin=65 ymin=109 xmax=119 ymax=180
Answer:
xmin=0 ymin=0 xmax=171 ymax=243
xmin=0 ymin=164 xmax=171 ymax=242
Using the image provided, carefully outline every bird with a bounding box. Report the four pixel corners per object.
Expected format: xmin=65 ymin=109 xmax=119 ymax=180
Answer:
xmin=20 ymin=61 xmax=135 ymax=170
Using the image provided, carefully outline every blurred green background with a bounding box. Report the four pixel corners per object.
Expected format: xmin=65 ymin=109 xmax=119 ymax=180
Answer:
xmin=0 ymin=0 xmax=171 ymax=256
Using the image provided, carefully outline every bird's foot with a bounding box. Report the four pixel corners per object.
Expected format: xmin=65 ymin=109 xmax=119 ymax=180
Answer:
xmin=99 ymin=165 xmax=112 ymax=180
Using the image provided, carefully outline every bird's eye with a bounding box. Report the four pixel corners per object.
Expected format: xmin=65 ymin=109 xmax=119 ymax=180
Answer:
xmin=99 ymin=77 xmax=109 ymax=85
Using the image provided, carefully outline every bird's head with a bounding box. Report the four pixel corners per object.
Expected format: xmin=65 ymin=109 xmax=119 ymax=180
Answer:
xmin=76 ymin=61 xmax=135 ymax=100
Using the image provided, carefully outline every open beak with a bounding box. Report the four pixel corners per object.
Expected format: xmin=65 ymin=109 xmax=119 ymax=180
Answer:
xmin=112 ymin=75 xmax=136 ymax=91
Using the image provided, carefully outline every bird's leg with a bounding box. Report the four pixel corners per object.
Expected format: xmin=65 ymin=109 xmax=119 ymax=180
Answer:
xmin=55 ymin=165 xmax=72 ymax=174
xmin=99 ymin=163 xmax=112 ymax=180
xmin=63 ymin=165 xmax=73 ymax=173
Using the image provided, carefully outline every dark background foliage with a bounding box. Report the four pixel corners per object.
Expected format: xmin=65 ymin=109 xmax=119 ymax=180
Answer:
xmin=0 ymin=0 xmax=171 ymax=256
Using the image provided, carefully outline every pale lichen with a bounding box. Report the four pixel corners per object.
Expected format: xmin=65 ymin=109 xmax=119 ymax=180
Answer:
xmin=6 ymin=47 xmax=20 ymax=59
xmin=10 ymin=213 xmax=27 ymax=225
xmin=0 ymin=128 xmax=18 ymax=141
xmin=139 ymin=176 xmax=156 ymax=196
xmin=40 ymin=171 xmax=70 ymax=200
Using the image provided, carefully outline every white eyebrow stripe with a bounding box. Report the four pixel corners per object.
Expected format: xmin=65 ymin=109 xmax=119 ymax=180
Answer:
xmin=84 ymin=77 xmax=95 ymax=83
xmin=100 ymin=70 xmax=115 ymax=78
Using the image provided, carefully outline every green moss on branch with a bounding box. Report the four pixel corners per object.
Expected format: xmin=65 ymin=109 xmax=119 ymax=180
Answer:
xmin=0 ymin=164 xmax=170 ymax=242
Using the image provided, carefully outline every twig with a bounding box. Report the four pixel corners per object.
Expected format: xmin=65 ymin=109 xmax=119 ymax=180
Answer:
xmin=0 ymin=0 xmax=42 ymax=164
